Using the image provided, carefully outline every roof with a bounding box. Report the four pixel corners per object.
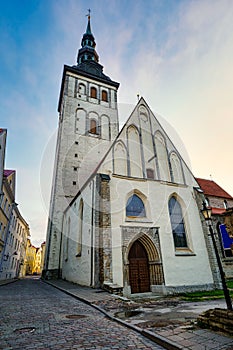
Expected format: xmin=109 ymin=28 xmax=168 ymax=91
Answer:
xmin=4 ymin=169 xmax=15 ymax=177
xmin=211 ymin=208 xmax=226 ymax=215
xmin=196 ymin=178 xmax=233 ymax=199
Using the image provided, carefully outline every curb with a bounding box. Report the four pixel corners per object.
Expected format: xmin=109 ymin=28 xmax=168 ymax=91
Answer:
xmin=0 ymin=278 xmax=18 ymax=287
xmin=42 ymin=279 xmax=182 ymax=350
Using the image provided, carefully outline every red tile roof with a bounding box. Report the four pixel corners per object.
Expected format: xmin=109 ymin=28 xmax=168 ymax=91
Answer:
xmin=196 ymin=178 xmax=233 ymax=199
xmin=211 ymin=208 xmax=226 ymax=215
xmin=4 ymin=169 xmax=15 ymax=177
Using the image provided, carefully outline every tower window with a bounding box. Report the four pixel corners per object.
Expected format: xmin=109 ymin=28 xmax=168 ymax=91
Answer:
xmin=101 ymin=90 xmax=108 ymax=102
xmin=90 ymin=87 xmax=97 ymax=99
xmin=89 ymin=119 xmax=97 ymax=134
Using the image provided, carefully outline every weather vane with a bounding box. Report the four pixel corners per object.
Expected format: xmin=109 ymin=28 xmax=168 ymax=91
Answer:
xmin=86 ymin=8 xmax=91 ymax=19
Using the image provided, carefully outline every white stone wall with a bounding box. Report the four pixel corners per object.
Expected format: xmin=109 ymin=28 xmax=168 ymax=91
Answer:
xmin=55 ymin=97 xmax=214 ymax=293
xmin=105 ymin=176 xmax=213 ymax=288
xmin=101 ymin=99 xmax=193 ymax=186
xmin=62 ymin=178 xmax=96 ymax=286
xmin=97 ymin=98 xmax=214 ymax=290
xmin=44 ymin=67 xmax=119 ymax=275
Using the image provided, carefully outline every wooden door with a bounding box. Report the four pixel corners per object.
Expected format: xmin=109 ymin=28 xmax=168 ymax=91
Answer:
xmin=129 ymin=241 xmax=150 ymax=293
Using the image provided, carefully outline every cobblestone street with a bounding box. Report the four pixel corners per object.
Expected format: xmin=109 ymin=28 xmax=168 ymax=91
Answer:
xmin=0 ymin=278 xmax=165 ymax=349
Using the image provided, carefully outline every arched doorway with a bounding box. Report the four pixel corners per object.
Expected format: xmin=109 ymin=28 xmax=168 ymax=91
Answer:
xmin=129 ymin=240 xmax=150 ymax=293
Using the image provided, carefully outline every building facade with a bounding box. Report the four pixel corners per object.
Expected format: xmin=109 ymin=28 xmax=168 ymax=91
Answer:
xmin=0 ymin=130 xmax=30 ymax=280
xmin=44 ymin=16 xmax=218 ymax=296
xmin=0 ymin=170 xmax=30 ymax=280
xmin=25 ymin=240 xmax=46 ymax=275
xmin=196 ymin=178 xmax=233 ymax=278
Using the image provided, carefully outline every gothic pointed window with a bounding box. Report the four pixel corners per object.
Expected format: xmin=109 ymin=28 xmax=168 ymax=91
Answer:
xmin=126 ymin=194 xmax=146 ymax=218
xmin=169 ymin=196 xmax=188 ymax=248
xmin=90 ymin=87 xmax=97 ymax=98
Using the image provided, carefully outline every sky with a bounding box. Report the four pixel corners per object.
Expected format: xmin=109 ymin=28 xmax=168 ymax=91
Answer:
xmin=1 ymin=0 xmax=233 ymax=246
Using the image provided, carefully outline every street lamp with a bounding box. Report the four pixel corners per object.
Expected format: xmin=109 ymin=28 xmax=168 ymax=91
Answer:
xmin=201 ymin=201 xmax=232 ymax=311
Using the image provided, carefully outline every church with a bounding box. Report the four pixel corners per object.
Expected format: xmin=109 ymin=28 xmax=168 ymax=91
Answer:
xmin=43 ymin=14 xmax=217 ymax=296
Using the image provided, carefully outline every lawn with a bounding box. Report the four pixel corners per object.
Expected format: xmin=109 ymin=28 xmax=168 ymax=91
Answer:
xmin=180 ymin=280 xmax=233 ymax=301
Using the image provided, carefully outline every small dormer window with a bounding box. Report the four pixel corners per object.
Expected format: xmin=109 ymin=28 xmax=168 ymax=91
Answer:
xmin=90 ymin=87 xmax=97 ymax=98
xmin=223 ymin=200 xmax=228 ymax=209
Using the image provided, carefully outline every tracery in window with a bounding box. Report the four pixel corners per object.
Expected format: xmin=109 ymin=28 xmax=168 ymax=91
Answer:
xmin=126 ymin=194 xmax=146 ymax=218
xmin=168 ymin=196 xmax=188 ymax=248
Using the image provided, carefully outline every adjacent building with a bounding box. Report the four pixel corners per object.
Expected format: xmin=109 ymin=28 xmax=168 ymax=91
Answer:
xmin=0 ymin=130 xmax=30 ymax=280
xmin=0 ymin=170 xmax=30 ymax=279
xmin=25 ymin=240 xmax=45 ymax=275
xmin=0 ymin=129 xmax=7 ymax=258
xmin=196 ymin=178 xmax=233 ymax=277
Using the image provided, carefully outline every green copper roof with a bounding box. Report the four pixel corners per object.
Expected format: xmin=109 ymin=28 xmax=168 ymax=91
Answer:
xmin=86 ymin=15 xmax=92 ymax=35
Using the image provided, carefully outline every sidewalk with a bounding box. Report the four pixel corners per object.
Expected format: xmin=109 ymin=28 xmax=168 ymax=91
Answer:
xmin=43 ymin=278 xmax=233 ymax=350
xmin=0 ymin=278 xmax=18 ymax=286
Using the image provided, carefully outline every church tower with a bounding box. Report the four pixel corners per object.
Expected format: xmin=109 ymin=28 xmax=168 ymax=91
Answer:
xmin=43 ymin=13 xmax=120 ymax=278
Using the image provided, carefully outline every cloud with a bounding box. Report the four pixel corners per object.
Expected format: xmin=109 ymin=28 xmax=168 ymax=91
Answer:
xmin=2 ymin=0 xmax=233 ymax=248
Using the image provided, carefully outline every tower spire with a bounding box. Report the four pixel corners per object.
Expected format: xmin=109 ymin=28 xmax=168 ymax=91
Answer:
xmin=77 ymin=10 xmax=99 ymax=65
xmin=86 ymin=9 xmax=91 ymax=35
